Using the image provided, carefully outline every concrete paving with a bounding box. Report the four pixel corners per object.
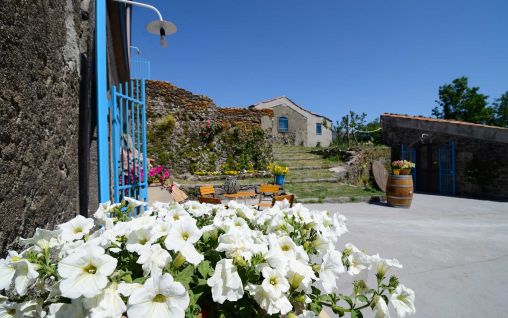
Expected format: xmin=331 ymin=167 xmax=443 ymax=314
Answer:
xmin=307 ymin=194 xmax=508 ymax=318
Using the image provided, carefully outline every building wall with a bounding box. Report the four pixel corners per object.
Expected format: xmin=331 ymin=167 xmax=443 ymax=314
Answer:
xmin=271 ymin=105 xmax=308 ymax=146
xmin=381 ymin=118 xmax=508 ymax=200
xmin=0 ymin=0 xmax=95 ymax=252
xmin=307 ymin=117 xmax=333 ymax=147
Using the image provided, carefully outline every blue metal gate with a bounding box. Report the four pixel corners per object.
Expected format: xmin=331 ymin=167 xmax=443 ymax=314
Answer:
xmin=401 ymin=144 xmax=417 ymax=191
xmin=438 ymin=141 xmax=456 ymax=195
xmin=110 ymin=79 xmax=148 ymax=203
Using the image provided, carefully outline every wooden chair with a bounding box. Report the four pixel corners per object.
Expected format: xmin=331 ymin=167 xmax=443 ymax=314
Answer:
xmin=253 ymin=184 xmax=280 ymax=210
xmin=272 ymin=194 xmax=295 ymax=208
xmin=198 ymin=196 xmax=222 ymax=205
xmin=199 ymin=185 xmax=216 ymax=198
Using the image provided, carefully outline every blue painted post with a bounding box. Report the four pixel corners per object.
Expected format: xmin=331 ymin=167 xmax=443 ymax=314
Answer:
xmin=111 ymin=86 xmax=120 ymax=203
xmin=140 ymin=79 xmax=148 ymax=202
xmin=119 ymin=83 xmax=124 ymax=200
xmin=96 ymin=0 xmax=110 ymax=203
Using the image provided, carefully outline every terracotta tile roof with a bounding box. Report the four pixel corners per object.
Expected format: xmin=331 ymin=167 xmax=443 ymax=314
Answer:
xmin=381 ymin=113 xmax=508 ymax=131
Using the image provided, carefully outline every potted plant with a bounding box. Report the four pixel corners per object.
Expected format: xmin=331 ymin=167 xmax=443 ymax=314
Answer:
xmin=268 ymin=162 xmax=289 ymax=185
xmin=400 ymin=160 xmax=416 ymax=175
xmin=391 ymin=160 xmax=404 ymax=175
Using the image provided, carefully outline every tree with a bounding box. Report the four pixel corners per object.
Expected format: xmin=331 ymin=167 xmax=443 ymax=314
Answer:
xmin=492 ymin=91 xmax=508 ymax=127
xmin=432 ymin=77 xmax=493 ymax=124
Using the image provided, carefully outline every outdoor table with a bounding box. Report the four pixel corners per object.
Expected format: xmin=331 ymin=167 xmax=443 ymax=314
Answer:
xmin=224 ymin=191 xmax=256 ymax=204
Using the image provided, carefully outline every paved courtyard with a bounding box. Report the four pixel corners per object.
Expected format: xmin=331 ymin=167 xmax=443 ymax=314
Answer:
xmin=308 ymin=194 xmax=508 ymax=318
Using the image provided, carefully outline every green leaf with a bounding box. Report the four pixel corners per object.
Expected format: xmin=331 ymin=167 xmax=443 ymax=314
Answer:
xmin=197 ymin=260 xmax=212 ymax=279
xmin=133 ymin=276 xmax=147 ymax=284
xmin=356 ymin=295 xmax=369 ymax=303
xmin=122 ymin=274 xmax=133 ymax=283
xmin=351 ymin=309 xmax=364 ymax=318
xmin=174 ymin=265 xmax=194 ymax=289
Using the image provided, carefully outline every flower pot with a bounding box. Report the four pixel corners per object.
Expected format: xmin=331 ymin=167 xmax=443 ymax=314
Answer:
xmin=275 ymin=174 xmax=285 ymax=186
xmin=400 ymin=169 xmax=411 ymax=175
xmin=392 ymin=169 xmax=400 ymax=175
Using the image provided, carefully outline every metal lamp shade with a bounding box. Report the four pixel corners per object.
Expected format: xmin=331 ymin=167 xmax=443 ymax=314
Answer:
xmin=146 ymin=20 xmax=177 ymax=36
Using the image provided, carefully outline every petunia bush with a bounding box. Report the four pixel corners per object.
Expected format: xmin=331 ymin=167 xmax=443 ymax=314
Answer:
xmin=0 ymin=198 xmax=415 ymax=318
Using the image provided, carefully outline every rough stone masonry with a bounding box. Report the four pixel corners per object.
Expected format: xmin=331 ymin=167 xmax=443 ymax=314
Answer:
xmin=0 ymin=0 xmax=93 ymax=252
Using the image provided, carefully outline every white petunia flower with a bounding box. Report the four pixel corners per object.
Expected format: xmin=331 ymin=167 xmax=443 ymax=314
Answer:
xmin=19 ymin=228 xmax=61 ymax=252
xmin=265 ymin=234 xmax=298 ymax=272
xmin=58 ymin=215 xmax=94 ymax=242
xmin=137 ymin=243 xmax=172 ymax=275
xmin=127 ymin=271 xmax=189 ymax=318
xmin=0 ymin=258 xmax=15 ymax=291
xmin=246 ymin=280 xmax=292 ymax=315
xmin=58 ymin=244 xmax=117 ymax=299
xmin=124 ymin=196 xmax=147 ymax=208
xmin=207 ymin=259 xmax=244 ymax=304
xmin=371 ymin=254 xmax=403 ymax=277
xmin=0 ymin=300 xmax=40 ymax=318
xmin=319 ymin=249 xmax=345 ymax=293
xmin=261 ymin=267 xmax=290 ymax=299
xmin=126 ymin=227 xmax=156 ymax=254
xmin=345 ymin=243 xmax=372 ymax=276
xmin=46 ymin=301 xmax=85 ymax=318
xmin=391 ymin=284 xmax=416 ymax=318
xmin=118 ymin=282 xmax=143 ymax=297
xmin=0 ymin=252 xmax=39 ymax=295
xmin=164 ymin=218 xmax=203 ymax=265
xmin=373 ymin=295 xmax=391 ymax=318
xmin=83 ymin=282 xmax=126 ymax=318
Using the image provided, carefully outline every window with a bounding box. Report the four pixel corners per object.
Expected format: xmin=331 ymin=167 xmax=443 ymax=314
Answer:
xmin=316 ymin=123 xmax=322 ymax=135
xmin=278 ymin=116 xmax=289 ymax=132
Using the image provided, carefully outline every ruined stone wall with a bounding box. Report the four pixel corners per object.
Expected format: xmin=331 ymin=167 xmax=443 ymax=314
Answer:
xmin=0 ymin=0 xmax=93 ymax=252
xmin=145 ymin=80 xmax=273 ymax=175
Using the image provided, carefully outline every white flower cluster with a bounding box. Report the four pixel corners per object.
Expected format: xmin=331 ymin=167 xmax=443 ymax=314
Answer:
xmin=0 ymin=198 xmax=415 ymax=318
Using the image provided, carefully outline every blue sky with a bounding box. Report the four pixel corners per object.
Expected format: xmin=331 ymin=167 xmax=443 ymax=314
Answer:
xmin=131 ymin=0 xmax=508 ymax=122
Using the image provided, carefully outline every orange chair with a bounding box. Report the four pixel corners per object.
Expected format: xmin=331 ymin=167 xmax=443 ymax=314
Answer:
xmin=198 ymin=196 xmax=222 ymax=205
xmin=272 ymin=194 xmax=295 ymax=208
xmin=199 ymin=185 xmax=216 ymax=198
xmin=253 ymin=184 xmax=280 ymax=210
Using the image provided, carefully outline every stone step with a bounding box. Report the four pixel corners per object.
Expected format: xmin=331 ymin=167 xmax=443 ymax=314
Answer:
xmin=289 ymin=165 xmax=334 ymax=170
xmin=273 ymin=151 xmax=313 ymax=155
xmin=274 ymin=156 xmax=321 ymax=161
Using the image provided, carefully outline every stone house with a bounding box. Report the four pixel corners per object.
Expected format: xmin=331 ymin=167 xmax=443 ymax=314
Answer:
xmin=0 ymin=1 xmax=132 ymax=251
xmin=381 ymin=114 xmax=508 ymax=200
xmin=250 ymin=96 xmax=333 ymax=147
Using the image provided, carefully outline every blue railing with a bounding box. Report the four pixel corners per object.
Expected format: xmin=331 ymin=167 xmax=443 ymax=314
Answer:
xmin=131 ymin=57 xmax=151 ymax=80
xmin=110 ymin=79 xmax=148 ymax=204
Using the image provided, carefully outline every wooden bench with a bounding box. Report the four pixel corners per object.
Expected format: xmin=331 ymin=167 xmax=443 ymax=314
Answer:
xmin=198 ymin=196 xmax=222 ymax=205
xmin=253 ymin=184 xmax=280 ymax=210
xmin=272 ymin=194 xmax=295 ymax=208
xmin=199 ymin=185 xmax=216 ymax=198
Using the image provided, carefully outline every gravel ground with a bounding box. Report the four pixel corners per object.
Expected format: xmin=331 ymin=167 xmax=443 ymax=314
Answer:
xmin=307 ymin=194 xmax=508 ymax=318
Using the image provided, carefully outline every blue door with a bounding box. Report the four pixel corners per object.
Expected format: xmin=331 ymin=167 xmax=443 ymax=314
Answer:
xmin=110 ymin=79 xmax=148 ymax=204
xmin=438 ymin=141 xmax=456 ymax=195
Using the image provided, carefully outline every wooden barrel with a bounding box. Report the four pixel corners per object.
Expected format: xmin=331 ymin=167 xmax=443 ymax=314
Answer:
xmin=386 ymin=175 xmax=413 ymax=208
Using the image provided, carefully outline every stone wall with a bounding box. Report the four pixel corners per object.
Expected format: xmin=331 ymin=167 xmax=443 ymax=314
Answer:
xmin=0 ymin=0 xmax=93 ymax=252
xmin=145 ymin=80 xmax=273 ymax=175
